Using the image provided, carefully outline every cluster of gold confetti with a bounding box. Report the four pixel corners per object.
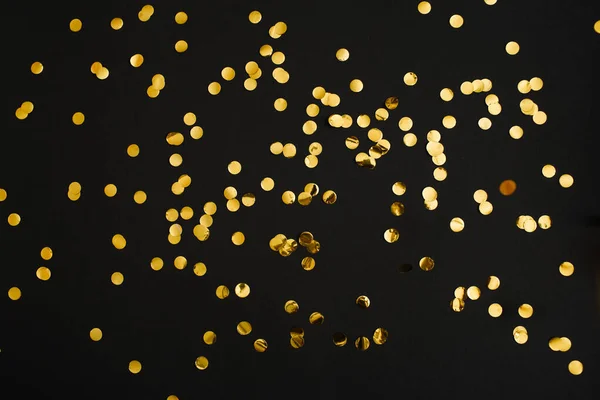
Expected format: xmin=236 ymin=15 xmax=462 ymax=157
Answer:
xmin=91 ymin=61 xmax=110 ymax=80
xmin=15 ymin=101 xmax=34 ymax=120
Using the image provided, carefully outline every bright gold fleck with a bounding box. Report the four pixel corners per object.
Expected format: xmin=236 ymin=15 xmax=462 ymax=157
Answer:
xmin=195 ymin=356 xmax=209 ymax=370
xmin=36 ymin=267 xmax=51 ymax=281
xmin=356 ymin=295 xmax=370 ymax=308
xmin=487 ymin=276 xmax=500 ymax=290
xmin=506 ymin=41 xmax=520 ymax=55
xmin=8 ymin=287 xmax=21 ymax=300
xmin=403 ymin=133 xmax=417 ymax=147
xmin=373 ymin=328 xmax=388 ymax=345
xmin=568 ymin=360 xmax=583 ymax=375
xmin=419 ymin=257 xmax=435 ymax=271
xmin=559 ymin=261 xmax=574 ymax=277
xmin=349 ymin=79 xmax=363 ymax=92
xmin=72 ymin=112 xmax=85 ymax=125
xmin=235 ymin=283 xmax=250 ymax=298
xmin=467 ymin=286 xmax=481 ymax=300
xmin=509 ymin=126 xmax=524 ymax=139
xmin=284 ymin=300 xmax=299 ymax=314
xmin=449 ymin=14 xmax=464 ymax=28
xmin=111 ymin=272 xmax=124 ymax=285
xmin=384 ymin=228 xmax=400 ymax=243
xmin=175 ymin=12 xmax=188 ymax=24
xmin=254 ymin=339 xmax=268 ymax=352
xmin=403 ymin=72 xmax=418 ymax=86
xmin=274 ymin=98 xmax=288 ymax=111
xmin=69 ymin=18 xmax=82 ymax=32
xmin=440 ymin=88 xmax=453 ymax=101
xmin=559 ymin=174 xmax=574 ymax=188
xmin=127 ymin=144 xmax=140 ymax=157
xmin=111 ymin=234 xmax=126 ymax=250
xmin=499 ymin=180 xmax=517 ymax=196
xmin=175 ymin=40 xmax=188 ymax=53
xmin=232 ymin=231 xmax=245 ymax=246
xmin=518 ymin=304 xmax=534 ymax=318
xmin=418 ymin=1 xmax=432 ymax=14
xmin=450 ymin=217 xmax=465 ymax=232
xmin=542 ymin=164 xmax=556 ymax=178
xmin=442 ymin=115 xmax=456 ymax=129
xmin=309 ymin=312 xmax=324 ymax=325
xmin=336 ymin=48 xmax=349 ymax=61
xmin=90 ymin=328 xmax=103 ymax=341
xmin=355 ymin=336 xmax=370 ymax=351
xmin=130 ymin=54 xmax=144 ymax=68
xmin=488 ymin=303 xmax=503 ymax=317
xmin=513 ymin=326 xmax=529 ymax=344
xmin=128 ymin=360 xmax=142 ymax=374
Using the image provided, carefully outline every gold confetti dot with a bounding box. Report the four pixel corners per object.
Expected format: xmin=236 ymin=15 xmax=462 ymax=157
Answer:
xmin=304 ymin=155 xmax=319 ymax=168
xmin=450 ymin=218 xmax=465 ymax=232
xmin=69 ymin=18 xmax=82 ymax=32
xmin=30 ymin=61 xmax=43 ymax=75
xmin=513 ymin=326 xmax=529 ymax=344
xmin=530 ymin=77 xmax=543 ymax=91
xmin=90 ymin=328 xmax=103 ymax=341
xmin=373 ymin=328 xmax=388 ymax=345
xmin=449 ymin=14 xmax=464 ymax=28
xmin=175 ymin=11 xmax=188 ymax=24
xmin=129 ymin=360 xmax=142 ymax=374
xmin=568 ymin=360 xmax=583 ymax=375
xmin=40 ymin=247 xmax=53 ymax=261
xmin=232 ymin=232 xmax=245 ymax=246
xmin=261 ymin=177 xmax=275 ymax=191
xmin=208 ymin=82 xmax=221 ymax=95
xmin=559 ymin=174 xmax=574 ymax=188
xmin=133 ymin=191 xmax=147 ymax=204
xmin=228 ymin=161 xmax=242 ymax=175
xmin=220 ymin=67 xmax=235 ymax=81
xmin=419 ymin=257 xmax=434 ymax=271
xmin=417 ymin=1 xmax=432 ymax=14
xmin=274 ymin=98 xmax=288 ymax=111
xmin=595 ymin=20 xmax=600 ymax=34
xmin=301 ymin=256 xmax=316 ymax=271
xmin=336 ymin=48 xmax=349 ymax=61
xmin=235 ymin=283 xmax=250 ymax=298
xmin=284 ymin=300 xmax=299 ymax=314
xmin=488 ymin=303 xmax=503 ymax=317
xmin=440 ymin=88 xmax=453 ymax=101
xmin=254 ymin=339 xmax=268 ymax=352
xmin=499 ymin=180 xmax=517 ymax=196
xmin=237 ymin=321 xmax=252 ymax=335
xmin=104 ymin=184 xmax=117 ymax=197
xmin=150 ymin=257 xmax=164 ymax=271
xmin=112 ymin=234 xmax=126 ymax=250
xmin=542 ymin=164 xmax=556 ymax=178
xmin=532 ymin=111 xmax=547 ymax=125
xmin=509 ymin=125 xmax=524 ymax=139
xmin=111 ymin=272 xmax=124 ymax=285
xmin=193 ymin=262 xmax=207 ymax=276
xmin=203 ymin=331 xmax=216 ymax=345
xmin=8 ymin=287 xmax=22 ymax=300
xmin=473 ymin=190 xmax=487 ymax=205
xmin=384 ymin=228 xmax=400 ymax=243
xmin=130 ymin=54 xmax=144 ymax=67
xmin=108 ymin=18 xmax=123 ymax=30
xmin=226 ymin=199 xmax=239 ymax=212
xmin=460 ymin=81 xmax=474 ymax=95
xmin=506 ymin=41 xmax=520 ymax=55
xmin=518 ymin=304 xmax=533 ymax=318
xmin=248 ymin=10 xmax=262 ymax=24
xmin=355 ymin=336 xmax=370 ymax=351
xmin=442 ymin=115 xmax=456 ymax=129
xmin=282 ymin=143 xmax=296 ymax=158
xmin=309 ymin=312 xmax=324 ymax=325
xmin=403 ymin=133 xmax=417 ymax=147
xmin=215 ymin=285 xmax=229 ymax=299
xmin=127 ymin=144 xmax=140 ymax=157
xmin=487 ymin=276 xmax=500 ymax=290
xmin=559 ymin=261 xmax=574 ymax=277
xmin=169 ymin=153 xmax=183 ymax=167
xmin=175 ymin=40 xmax=188 ymax=53
xmin=190 ymin=126 xmax=203 ymax=139
xmin=403 ymin=72 xmax=418 ymax=86
xmin=36 ymin=267 xmax=51 ymax=281
xmin=72 ymin=112 xmax=85 ymax=125
xmin=7 ymin=213 xmax=21 ymax=226
xmin=349 ymin=79 xmax=363 ymax=92
xmin=478 ymin=117 xmax=492 ymax=130
xmin=392 ymin=182 xmax=407 ymax=196
xmin=538 ymin=215 xmax=552 ymax=229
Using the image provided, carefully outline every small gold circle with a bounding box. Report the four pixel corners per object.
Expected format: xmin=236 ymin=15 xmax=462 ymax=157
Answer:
xmin=231 ymin=232 xmax=245 ymax=245
xmin=349 ymin=79 xmax=363 ymax=92
xmin=274 ymin=98 xmax=288 ymax=111
xmin=403 ymin=72 xmax=418 ymax=86
xmin=90 ymin=328 xmax=103 ymax=341
xmin=235 ymin=283 xmax=250 ymax=298
xmin=237 ymin=321 xmax=252 ymax=335
xmin=487 ymin=276 xmax=500 ymax=290
xmin=261 ymin=177 xmax=275 ymax=191
xmin=72 ymin=112 xmax=85 ymax=125
xmin=208 ymin=82 xmax=221 ymax=95
xmin=127 ymin=144 xmax=140 ymax=157
xmin=542 ymin=164 xmax=556 ymax=178
xmin=31 ymin=61 xmax=43 ymax=74
xmin=509 ymin=125 xmax=524 ymax=139
xmin=130 ymin=54 xmax=144 ymax=68
xmin=506 ymin=41 xmax=520 ymax=55
xmin=111 ymin=272 xmax=124 ymax=285
xmin=128 ymin=360 xmax=142 ymax=374
xmin=442 ymin=115 xmax=456 ymax=129
xmin=195 ymin=356 xmax=209 ymax=370
xmin=568 ymin=360 xmax=583 ymax=375
xmin=175 ymin=40 xmax=188 ymax=53
xmin=309 ymin=312 xmax=325 ymax=325
xmin=336 ymin=48 xmax=349 ymax=61
xmin=285 ymin=300 xmax=299 ymax=314
xmin=417 ymin=1 xmax=431 ymax=14
xmin=69 ymin=18 xmax=83 ymax=32
xmin=356 ymin=295 xmax=370 ymax=308
xmin=392 ymin=182 xmax=407 ymax=196
xmin=518 ymin=304 xmax=533 ymax=318
xmin=419 ymin=257 xmax=434 ymax=271
xmin=216 ymin=285 xmax=230 ymax=299
xmin=449 ymin=14 xmax=464 ymax=28
xmin=36 ymin=267 xmax=51 ymax=281
xmin=499 ymin=180 xmax=517 ymax=196
xmin=175 ymin=12 xmax=188 ymax=24
xmin=203 ymin=331 xmax=216 ymax=345
xmin=193 ymin=262 xmax=207 ymax=276
xmin=150 ymin=257 xmax=164 ymax=271
xmin=355 ymin=336 xmax=370 ymax=351
xmin=559 ymin=174 xmax=574 ymax=188
xmin=111 ymin=234 xmax=126 ymax=250
xmin=8 ymin=287 xmax=22 ymax=300
xmin=488 ymin=303 xmax=503 ymax=318
xmin=403 ymin=133 xmax=417 ymax=147
xmin=559 ymin=261 xmax=574 ymax=277
xmin=450 ymin=217 xmax=465 ymax=232
xmin=40 ymin=247 xmax=53 ymax=260
xmin=254 ymin=339 xmax=268 ymax=352
xmin=248 ymin=11 xmax=262 ymax=24
xmin=384 ymin=228 xmax=400 ymax=243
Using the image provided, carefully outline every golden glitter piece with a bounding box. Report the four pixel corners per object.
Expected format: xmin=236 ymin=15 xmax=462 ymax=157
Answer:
xmin=31 ymin=61 xmax=43 ymax=74
xmin=355 ymin=337 xmax=370 ymax=351
xmin=69 ymin=18 xmax=82 ymax=32
xmin=36 ymin=267 xmax=51 ymax=281
xmin=270 ymin=142 xmax=283 ymax=155
xmin=302 ymin=120 xmax=317 ymax=135
xmin=440 ymin=88 xmax=453 ymax=101
xmin=169 ymin=153 xmax=183 ymax=167
xmin=133 ymin=190 xmax=147 ymax=204
xmin=274 ymin=98 xmax=288 ymax=111
xmin=127 ymin=144 xmax=140 ymax=158
xmin=390 ymin=202 xmax=405 ymax=216
xmin=479 ymin=201 xmax=493 ymax=216
xmin=193 ymin=262 xmax=207 ymax=276
xmin=385 ymin=96 xmax=399 ymax=110
xmin=487 ymin=276 xmax=500 ymax=290
xmin=450 ymin=218 xmax=465 ymax=232
xmin=384 ymin=228 xmax=400 ymax=243
xmin=297 ymin=192 xmax=313 ymax=206
xmin=150 ymin=257 xmax=164 ymax=271
xmin=595 ymin=20 xmax=600 ymax=34
xmin=392 ymin=182 xmax=407 ymax=196
xmin=454 ymin=287 xmax=466 ymax=300
xmin=356 ymin=114 xmax=371 ymax=128
xmin=228 ymin=161 xmax=242 ymax=175
xmin=111 ymin=272 xmax=124 ymax=285
xmin=460 ymin=81 xmax=474 ymax=95
xmin=375 ymin=108 xmax=389 ymax=121
xmin=356 ymin=295 xmax=370 ymax=308
xmin=322 ymin=190 xmax=337 ymax=204
xmin=72 ymin=112 xmax=85 ymax=125
xmin=281 ymin=191 xmax=296 ymax=205
xmin=403 ymin=72 xmax=418 ymax=86
xmin=227 ymin=200 xmax=240 ymax=213
xmin=130 ymin=54 xmax=144 ymax=68
xmin=418 ymin=1 xmax=432 ymax=14
xmin=559 ymin=261 xmax=574 ymax=277
xmin=282 ymin=143 xmax=297 ymax=158
xmin=306 ymin=104 xmax=320 ymax=117
xmin=112 ymin=234 xmax=126 ymax=250
xmin=261 ymin=177 xmax=275 ymax=192
xmin=175 ymin=40 xmax=188 ymax=53
xmin=174 ymin=256 xmax=187 ymax=270
xmin=568 ymin=360 xmax=583 ymax=375
xmin=254 ymin=339 xmax=268 ymax=353
xmin=90 ymin=328 xmax=103 ymax=341
xmin=349 ymin=79 xmax=363 ymax=92
xmin=398 ymin=117 xmax=413 ymax=132
xmin=40 ymin=247 xmax=53 ymax=261
xmin=237 ymin=322 xmax=252 ymax=336
xmin=0 ymin=188 xmax=6 ymax=202
xmin=221 ymin=66 xmax=235 ymax=81
xmin=195 ymin=356 xmax=209 ymax=370
xmin=538 ymin=215 xmax=552 ymax=229
xmin=530 ymin=77 xmax=543 ymax=91
xmin=259 ymin=44 xmax=273 ymax=57
xmin=271 ymin=51 xmax=285 ymax=65
xmin=190 ymin=126 xmax=203 ymax=139
xmin=232 ymin=232 xmax=245 ymax=246
xmin=403 ymin=133 xmax=417 ymax=147
xmin=449 ymin=14 xmax=464 ymax=28
xmin=301 ymin=256 xmax=316 ymax=271
xmin=499 ymin=180 xmax=517 ymax=196
xmin=513 ymin=326 xmax=528 ymax=344
xmin=235 ymin=283 xmax=250 ymax=298
xmin=128 ymin=360 xmax=142 ymax=374
xmin=333 ymin=333 xmax=347 ymax=347
xmin=518 ymin=80 xmax=531 ymax=94
xmin=312 ymin=86 xmax=326 ymax=99
xmin=506 ymin=41 xmax=520 ymax=55
xmin=488 ymin=303 xmax=503 ymax=318
xmin=336 ymin=48 xmax=350 ymax=61
xmin=433 ymin=167 xmax=448 ymax=181
xmin=509 ymin=126 xmax=524 ymax=139
xmin=202 ymin=331 xmax=216 ymax=345
xmin=241 ymin=193 xmax=256 ymax=207
xmin=451 ymin=298 xmax=465 ymax=312
xmin=518 ymin=304 xmax=533 ymax=318
xmin=290 ymin=336 xmax=305 ymax=349
xmin=473 ymin=189 xmax=488 ymax=204
xmin=200 ymin=214 xmax=213 ymax=227
xmin=542 ymin=164 xmax=556 ymax=178
xmin=208 ymin=82 xmax=221 ymax=95
xmin=533 ymin=111 xmax=547 ymax=125
xmin=284 ymin=300 xmax=299 ymax=314
xmin=422 ymin=187 xmax=437 ymax=202
xmin=273 ymin=67 xmax=290 ymax=84
xmin=224 ymin=186 xmax=238 ymax=200
xmin=467 ymin=286 xmax=481 ymax=300
xmin=419 ymin=257 xmax=435 ymax=271
xmin=216 ymin=285 xmax=230 ymax=299
xmin=8 ymin=287 xmax=22 ymax=300
xmin=373 ymin=328 xmax=388 ymax=345
xmin=478 ymin=117 xmax=492 ymax=130
xmin=290 ymin=327 xmax=305 ymax=339
xmin=559 ymin=174 xmax=574 ymax=188
xmin=248 ymin=10 xmax=262 ymax=24
xmin=309 ymin=142 xmax=323 ymax=156
xmin=343 ymin=136 xmax=359 ymax=150
xmin=174 ymin=11 xmax=188 ymax=24
xmin=309 ymin=312 xmax=324 ymax=325
xmin=442 ymin=115 xmax=456 ymax=129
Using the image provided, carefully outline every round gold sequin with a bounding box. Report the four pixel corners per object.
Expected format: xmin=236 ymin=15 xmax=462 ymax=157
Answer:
xmin=202 ymin=331 xmax=216 ymax=345
xmin=208 ymin=82 xmax=221 ymax=95
xmin=433 ymin=167 xmax=447 ymax=181
xmin=285 ymin=300 xmax=299 ymax=314
xmin=568 ymin=361 xmax=583 ymax=375
xmin=282 ymin=143 xmax=296 ymax=158
xmin=309 ymin=312 xmax=324 ymax=325
xmin=90 ymin=328 xmax=103 ymax=341
xmin=518 ymin=304 xmax=533 ymax=319
xmin=322 ymin=190 xmax=337 ymax=204
xmin=301 ymin=256 xmax=316 ymax=271
xmin=235 ymin=283 xmax=250 ymax=298
xmin=174 ymin=256 xmax=187 ymax=270
xmin=373 ymin=328 xmax=388 ymax=345
xmin=0 ymin=188 xmax=7 ymax=202
xmin=499 ymin=180 xmax=517 ymax=196
xmin=403 ymin=133 xmax=417 ymax=147
xmin=281 ymin=191 xmax=296 ymax=205
xmin=355 ymin=337 xmax=370 ymax=351
xmin=384 ymin=228 xmax=400 ymax=243
xmin=127 ymin=144 xmax=140 ymax=157
xmin=398 ymin=117 xmax=413 ymax=132
xmin=506 ymin=41 xmax=520 ymax=55
xmin=403 ymin=72 xmax=418 ymax=86
xmin=248 ymin=10 xmax=262 ymax=24
xmin=559 ymin=261 xmax=574 ymax=277
xmin=418 ymin=1 xmax=431 ymax=14
xmin=111 ymin=272 xmax=124 ymax=285
xmin=419 ymin=257 xmax=434 ymax=271
xmin=442 ymin=115 xmax=456 ymax=129
xmin=336 ymin=48 xmax=349 ymax=61
xmin=513 ymin=326 xmax=528 ymax=344
xmin=259 ymin=44 xmax=273 ymax=57
xmin=542 ymin=164 xmax=556 ymax=178
xmin=392 ymin=182 xmax=407 ymax=196
xmin=150 ymin=257 xmax=164 ymax=271
xmin=450 ymin=218 xmax=465 ymax=232
xmin=216 ymin=285 xmax=230 ymax=299
xmin=533 ymin=111 xmax=547 ymax=125
xmin=112 ymin=234 xmax=126 ymax=250
xmin=478 ymin=117 xmax=492 ymax=130
xmin=451 ymin=298 xmax=465 ymax=312
xmin=193 ymin=262 xmax=207 ymax=276
xmin=467 ymin=286 xmax=481 ymax=300
xmin=290 ymin=336 xmax=305 ymax=349
xmin=509 ymin=126 xmax=524 ymax=139
xmin=31 ymin=61 xmax=43 ymax=74
xmin=130 ymin=54 xmax=144 ymax=67
xmin=36 ymin=267 xmax=51 ymax=281
xmin=128 ymin=360 xmax=141 ymax=374
xmin=72 ymin=112 xmax=85 ymax=125
xmin=487 ymin=276 xmax=500 ymax=290
xmin=190 ymin=126 xmax=203 ymax=139
xmin=559 ymin=174 xmax=574 ymax=188
xmin=232 ymin=232 xmax=245 ymax=246
xmin=175 ymin=40 xmax=188 ymax=53
xmin=349 ymin=79 xmax=363 ymax=92
xmin=440 ymin=88 xmax=453 ymax=101
xmin=449 ymin=14 xmax=464 ymax=28
xmin=356 ymin=295 xmax=370 ymax=308
xmin=385 ymin=96 xmax=399 ymax=110
xmin=69 ymin=18 xmax=82 ymax=32
xmin=479 ymin=201 xmax=493 ymax=215
xmin=488 ymin=303 xmax=503 ymax=317
xmin=195 ymin=356 xmax=209 ymax=370
xmin=175 ymin=12 xmax=188 ymax=24
xmin=261 ymin=177 xmax=275 ymax=192
xmin=390 ymin=202 xmax=405 ymax=216
xmin=8 ymin=287 xmax=21 ymax=300
xmin=274 ymin=98 xmax=288 ymax=111
xmin=254 ymin=339 xmax=268 ymax=353
xmin=333 ymin=333 xmax=347 ymax=347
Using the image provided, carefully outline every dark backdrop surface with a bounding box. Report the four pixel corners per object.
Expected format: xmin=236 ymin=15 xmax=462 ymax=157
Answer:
xmin=1 ymin=0 xmax=599 ymax=399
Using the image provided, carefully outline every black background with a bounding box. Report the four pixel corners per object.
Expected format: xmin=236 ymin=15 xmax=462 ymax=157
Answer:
xmin=1 ymin=0 xmax=599 ymax=398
